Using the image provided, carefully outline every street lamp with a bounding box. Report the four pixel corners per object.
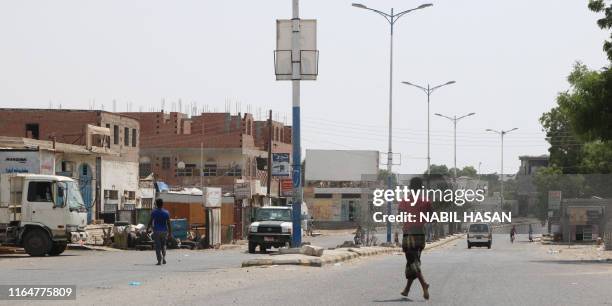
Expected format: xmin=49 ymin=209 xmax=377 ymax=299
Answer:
xmin=352 ymin=2 xmax=432 ymax=243
xmin=486 ymin=128 xmax=518 ymax=209
xmin=402 ymin=80 xmax=456 ymax=175
xmin=434 ymin=112 xmax=476 ymax=179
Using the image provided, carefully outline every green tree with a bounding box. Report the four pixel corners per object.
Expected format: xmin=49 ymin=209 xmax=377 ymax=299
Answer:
xmin=589 ymin=0 xmax=612 ymax=61
xmin=533 ymin=167 xmax=586 ymax=220
xmin=540 ymin=104 xmax=584 ymax=174
xmin=556 ymin=63 xmax=612 ymax=142
xmin=458 ymin=166 xmax=478 ymax=178
xmin=425 ymin=164 xmax=449 ymax=176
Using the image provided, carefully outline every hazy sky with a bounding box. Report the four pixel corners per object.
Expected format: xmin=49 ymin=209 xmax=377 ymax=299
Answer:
xmin=0 ymin=0 xmax=608 ymax=174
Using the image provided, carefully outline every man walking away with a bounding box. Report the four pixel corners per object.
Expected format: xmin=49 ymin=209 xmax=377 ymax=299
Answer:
xmin=398 ymin=177 xmax=432 ymax=300
xmin=147 ymin=199 xmax=172 ymax=265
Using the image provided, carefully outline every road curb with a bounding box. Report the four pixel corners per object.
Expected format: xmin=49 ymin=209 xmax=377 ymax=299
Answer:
xmin=425 ymin=234 xmax=465 ymax=250
xmin=241 ymin=246 xmax=398 ymax=268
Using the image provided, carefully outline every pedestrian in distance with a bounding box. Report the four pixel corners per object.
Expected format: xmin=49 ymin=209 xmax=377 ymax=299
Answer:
xmin=510 ymin=225 xmax=516 ymax=243
xmin=147 ymin=199 xmax=173 ymax=266
xmin=398 ymin=177 xmax=431 ymax=300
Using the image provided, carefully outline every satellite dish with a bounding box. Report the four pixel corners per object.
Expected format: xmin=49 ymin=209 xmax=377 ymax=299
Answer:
xmin=177 ymin=161 xmax=185 ymax=169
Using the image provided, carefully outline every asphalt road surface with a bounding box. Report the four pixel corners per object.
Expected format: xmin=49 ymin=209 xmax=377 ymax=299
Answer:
xmin=1 ymin=224 xmax=611 ymax=305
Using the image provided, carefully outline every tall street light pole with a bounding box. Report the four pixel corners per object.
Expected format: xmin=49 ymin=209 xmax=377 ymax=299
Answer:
xmin=486 ymin=128 xmax=518 ymax=209
xmin=434 ymin=112 xmax=476 ymax=179
xmin=402 ymin=81 xmax=455 ymax=176
xmin=352 ymin=2 xmax=432 ymax=243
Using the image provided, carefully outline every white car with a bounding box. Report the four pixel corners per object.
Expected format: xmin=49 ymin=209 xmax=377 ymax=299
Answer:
xmin=467 ymin=223 xmax=492 ymax=249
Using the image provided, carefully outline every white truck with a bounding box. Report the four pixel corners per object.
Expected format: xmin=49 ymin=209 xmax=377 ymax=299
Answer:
xmin=0 ymin=174 xmax=88 ymax=256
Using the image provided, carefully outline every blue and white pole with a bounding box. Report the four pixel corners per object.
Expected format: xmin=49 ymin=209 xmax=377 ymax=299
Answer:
xmin=290 ymin=0 xmax=302 ymax=247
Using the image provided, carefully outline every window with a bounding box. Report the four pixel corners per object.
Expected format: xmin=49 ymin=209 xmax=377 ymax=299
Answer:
xmin=177 ymin=163 xmax=197 ymax=177
xmin=27 ymin=182 xmax=53 ymax=202
xmin=341 ymin=194 xmax=361 ymax=199
xmin=132 ymin=129 xmax=137 ymax=147
xmin=468 ymin=224 xmax=489 ymax=233
xmin=104 ymin=190 xmax=119 ymax=200
xmin=314 ymin=193 xmax=333 ymax=199
xmin=25 ymin=123 xmax=39 ymax=140
xmin=124 ymin=127 xmax=130 ymax=146
xmin=203 ymin=161 xmax=217 ymax=176
xmin=227 ymin=165 xmax=242 ymax=177
xmin=161 ymin=157 xmax=171 ymax=169
xmin=113 ymin=125 xmax=119 ymax=145
xmin=124 ymin=190 xmax=136 ymax=200
xmin=141 ymin=198 xmax=153 ymax=209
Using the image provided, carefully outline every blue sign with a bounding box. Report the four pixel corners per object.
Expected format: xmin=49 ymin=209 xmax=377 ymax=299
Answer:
xmin=272 ymin=153 xmax=290 ymax=177
xmin=292 ymin=168 xmax=301 ymax=188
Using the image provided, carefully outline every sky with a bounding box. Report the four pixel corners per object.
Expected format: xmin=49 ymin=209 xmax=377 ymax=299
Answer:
xmin=0 ymin=0 xmax=609 ymax=175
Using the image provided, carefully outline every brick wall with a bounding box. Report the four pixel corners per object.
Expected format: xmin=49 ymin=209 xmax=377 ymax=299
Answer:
xmin=0 ymin=109 xmax=99 ymax=145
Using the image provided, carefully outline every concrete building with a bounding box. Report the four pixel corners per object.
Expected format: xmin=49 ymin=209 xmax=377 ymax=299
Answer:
xmin=304 ymin=150 xmax=379 ymax=229
xmin=558 ymin=198 xmax=612 ymax=242
xmin=0 ymin=109 xmax=140 ymax=219
xmin=516 ymin=155 xmax=549 ymax=216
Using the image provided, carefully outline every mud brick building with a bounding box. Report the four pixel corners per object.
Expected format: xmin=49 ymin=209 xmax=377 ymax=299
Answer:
xmin=0 ymin=108 xmax=140 ymax=218
xmin=126 ymin=111 xmax=292 ymax=197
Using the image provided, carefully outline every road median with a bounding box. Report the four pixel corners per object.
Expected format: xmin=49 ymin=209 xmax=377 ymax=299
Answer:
xmin=241 ymin=233 xmax=464 ymax=268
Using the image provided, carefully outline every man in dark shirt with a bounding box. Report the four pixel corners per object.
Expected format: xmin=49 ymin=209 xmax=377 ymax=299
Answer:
xmin=398 ymin=177 xmax=432 ymax=300
xmin=147 ymin=199 xmax=172 ymax=265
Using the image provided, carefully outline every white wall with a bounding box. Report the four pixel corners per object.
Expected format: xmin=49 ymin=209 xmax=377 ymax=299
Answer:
xmin=100 ymin=159 xmax=139 ymax=210
xmin=305 ymin=150 xmax=379 ymax=182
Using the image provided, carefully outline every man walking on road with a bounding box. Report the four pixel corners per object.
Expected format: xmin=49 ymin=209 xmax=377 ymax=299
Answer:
xmin=398 ymin=177 xmax=432 ymax=300
xmin=147 ymin=199 xmax=172 ymax=265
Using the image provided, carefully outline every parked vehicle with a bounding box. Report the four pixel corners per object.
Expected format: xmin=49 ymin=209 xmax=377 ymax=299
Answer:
xmin=247 ymin=206 xmax=292 ymax=253
xmin=0 ymin=174 xmax=88 ymax=256
xmin=467 ymin=223 xmax=492 ymax=249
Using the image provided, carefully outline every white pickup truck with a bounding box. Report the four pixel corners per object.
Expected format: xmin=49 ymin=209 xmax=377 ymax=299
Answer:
xmin=0 ymin=173 xmax=88 ymax=256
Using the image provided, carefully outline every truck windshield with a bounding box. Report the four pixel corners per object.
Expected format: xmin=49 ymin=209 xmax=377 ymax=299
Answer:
xmin=255 ymin=209 xmax=291 ymax=222
xmin=65 ymin=181 xmax=85 ymax=210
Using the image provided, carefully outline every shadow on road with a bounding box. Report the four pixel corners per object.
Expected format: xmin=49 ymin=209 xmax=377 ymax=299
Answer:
xmin=530 ymin=259 xmax=612 ymax=265
xmin=0 ymin=254 xmax=78 ymax=259
xmin=372 ymin=297 xmax=414 ymax=303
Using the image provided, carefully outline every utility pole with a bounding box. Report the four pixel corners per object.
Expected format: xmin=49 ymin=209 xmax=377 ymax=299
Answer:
xmin=276 ymin=0 xmax=318 ymax=247
xmin=291 ymin=0 xmax=303 ymax=247
xmin=353 ymin=2 xmax=432 ymax=243
xmin=402 ymin=80 xmax=455 ymax=176
xmin=267 ymin=110 xmax=273 ymax=205
xmin=434 ymin=112 xmax=475 ymax=180
xmin=486 ymin=128 xmax=518 ymax=209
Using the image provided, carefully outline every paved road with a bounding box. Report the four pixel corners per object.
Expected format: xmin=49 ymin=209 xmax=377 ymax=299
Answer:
xmin=2 ymin=223 xmax=611 ymax=305
xmin=196 ymin=232 xmax=612 ymax=306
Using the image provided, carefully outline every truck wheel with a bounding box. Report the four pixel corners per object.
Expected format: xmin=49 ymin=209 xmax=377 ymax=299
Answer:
xmin=467 ymin=243 xmax=472 ymax=249
xmin=23 ymin=229 xmax=51 ymax=257
xmin=248 ymin=242 xmax=256 ymax=254
xmin=260 ymin=244 xmax=268 ymax=253
xmin=49 ymin=243 xmax=67 ymax=256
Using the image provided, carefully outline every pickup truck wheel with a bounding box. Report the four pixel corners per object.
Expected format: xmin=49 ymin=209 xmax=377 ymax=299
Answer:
xmin=49 ymin=243 xmax=67 ymax=256
xmin=23 ymin=229 xmax=51 ymax=257
xmin=248 ymin=241 xmax=256 ymax=254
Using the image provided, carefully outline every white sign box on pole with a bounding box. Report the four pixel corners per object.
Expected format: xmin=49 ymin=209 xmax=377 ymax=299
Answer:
xmin=275 ymin=19 xmax=318 ymax=80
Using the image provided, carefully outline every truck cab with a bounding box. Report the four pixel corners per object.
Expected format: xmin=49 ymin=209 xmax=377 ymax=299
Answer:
xmin=247 ymin=206 xmax=293 ymax=253
xmin=0 ymin=174 xmax=88 ymax=256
